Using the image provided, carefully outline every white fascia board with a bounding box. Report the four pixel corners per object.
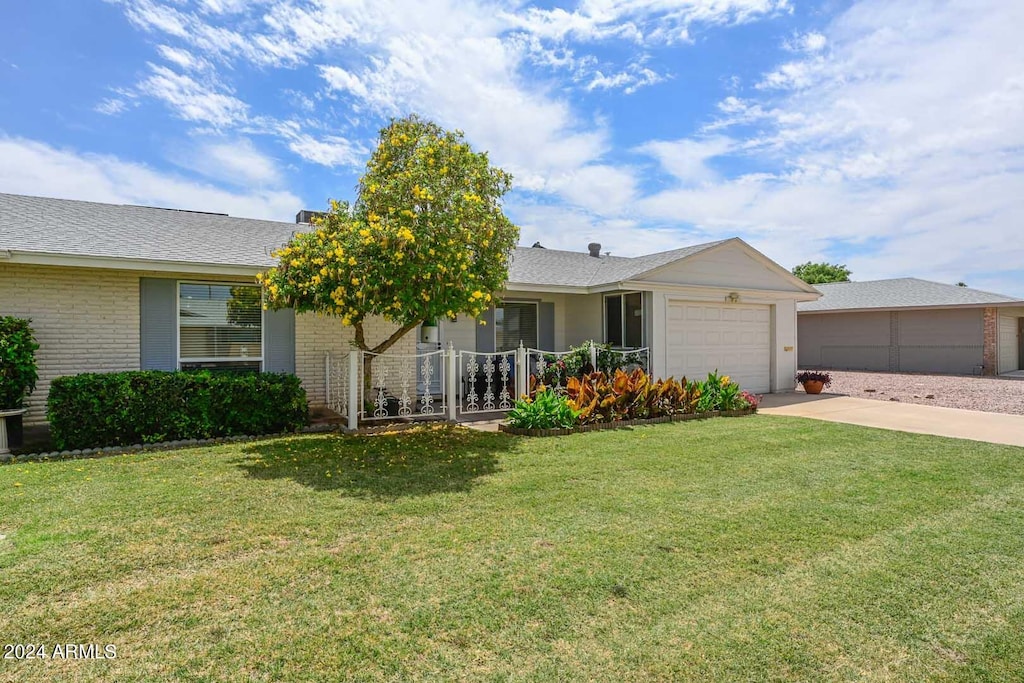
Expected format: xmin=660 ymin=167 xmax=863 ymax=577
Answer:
xmin=504 ymin=281 xmax=590 ymax=295
xmin=7 ymin=250 xmax=264 ymax=277
xmin=623 ymin=280 xmax=821 ymax=302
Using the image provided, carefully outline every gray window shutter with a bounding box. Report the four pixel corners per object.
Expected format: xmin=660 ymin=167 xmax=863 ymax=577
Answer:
xmin=140 ymin=278 xmax=177 ymax=370
xmin=476 ymin=307 xmax=495 ymax=353
xmin=263 ymin=308 xmax=296 ymax=373
xmin=539 ymin=302 xmax=555 ymax=350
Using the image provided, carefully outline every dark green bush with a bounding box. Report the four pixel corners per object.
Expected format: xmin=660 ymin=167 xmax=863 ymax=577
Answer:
xmin=0 ymin=316 xmax=40 ymax=408
xmin=47 ymin=371 xmax=309 ymax=450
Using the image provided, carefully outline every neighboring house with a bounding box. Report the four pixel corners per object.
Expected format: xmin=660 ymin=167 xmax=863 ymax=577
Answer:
xmin=0 ymin=193 xmax=819 ymax=426
xmin=798 ymin=278 xmax=1024 ymax=376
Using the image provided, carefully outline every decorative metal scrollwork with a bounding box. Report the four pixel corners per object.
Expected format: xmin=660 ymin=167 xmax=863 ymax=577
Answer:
xmin=498 ymin=354 xmax=512 ymax=409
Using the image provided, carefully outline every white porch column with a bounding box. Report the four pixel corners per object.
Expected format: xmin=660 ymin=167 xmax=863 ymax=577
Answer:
xmin=347 ymin=349 xmax=359 ymax=431
xmin=516 ymin=342 xmax=528 ymax=399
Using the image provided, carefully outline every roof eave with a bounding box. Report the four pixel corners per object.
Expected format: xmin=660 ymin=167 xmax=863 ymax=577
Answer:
xmin=624 ymin=279 xmax=822 ymax=301
xmin=2 ymin=250 xmax=265 ymax=277
xmin=504 ymin=281 xmax=590 ymax=295
xmin=798 ymin=301 xmax=1024 ymax=314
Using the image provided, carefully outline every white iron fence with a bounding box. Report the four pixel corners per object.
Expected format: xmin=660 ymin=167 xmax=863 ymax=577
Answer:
xmin=326 ymin=342 xmax=650 ymax=429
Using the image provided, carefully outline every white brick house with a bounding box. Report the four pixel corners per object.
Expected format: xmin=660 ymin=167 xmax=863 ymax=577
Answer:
xmin=0 ymin=193 xmax=821 ymax=426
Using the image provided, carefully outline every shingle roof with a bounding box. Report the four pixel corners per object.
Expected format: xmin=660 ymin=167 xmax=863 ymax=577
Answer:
xmin=0 ymin=192 xmax=297 ymax=268
xmin=0 ymin=192 xmax=724 ymax=287
xmin=507 ymin=241 xmax=727 ymax=288
xmin=798 ymin=278 xmax=1022 ymax=312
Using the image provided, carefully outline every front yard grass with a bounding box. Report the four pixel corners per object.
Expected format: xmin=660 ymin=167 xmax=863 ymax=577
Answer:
xmin=2 ymin=417 xmax=1024 ymax=681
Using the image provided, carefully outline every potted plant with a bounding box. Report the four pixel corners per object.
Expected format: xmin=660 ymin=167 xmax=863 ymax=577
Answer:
xmin=795 ymin=370 xmax=832 ymax=395
xmin=0 ymin=316 xmax=40 ymax=451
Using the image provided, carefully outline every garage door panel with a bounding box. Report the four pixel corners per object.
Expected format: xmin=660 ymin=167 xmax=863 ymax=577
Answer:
xmin=666 ymin=301 xmax=772 ymax=393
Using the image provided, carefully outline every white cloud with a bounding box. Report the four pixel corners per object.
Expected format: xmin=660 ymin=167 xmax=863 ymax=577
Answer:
xmin=112 ymin=0 xmax=792 ymax=217
xmin=169 ymin=137 xmax=282 ymax=186
xmin=634 ymin=0 xmax=1024 ymax=294
xmin=544 ymin=164 xmax=640 ymax=213
xmin=784 ymin=31 xmax=826 ymax=53
xmin=318 ymin=65 xmax=370 ymax=100
xmin=274 ymin=122 xmax=367 ymax=168
xmin=156 ymin=44 xmax=208 ymax=71
xmin=136 ymin=63 xmax=248 ymax=127
xmin=587 ymin=62 xmax=668 ymax=94
xmin=511 ymin=0 xmax=792 ymax=45
xmin=637 ymin=136 xmax=734 ymax=184
xmin=755 ymin=58 xmax=822 ymax=90
xmin=511 ymin=202 xmax=704 ymax=256
xmin=0 ymin=136 xmax=301 ymax=221
xmin=95 ymin=98 xmax=128 ymax=116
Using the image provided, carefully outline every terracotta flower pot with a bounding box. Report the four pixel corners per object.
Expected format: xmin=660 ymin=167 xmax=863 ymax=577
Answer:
xmin=802 ymin=380 xmax=825 ymax=395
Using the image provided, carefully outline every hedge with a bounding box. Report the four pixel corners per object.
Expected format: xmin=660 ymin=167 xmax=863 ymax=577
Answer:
xmin=0 ymin=316 xmax=39 ymax=409
xmin=47 ymin=371 xmax=309 ymax=450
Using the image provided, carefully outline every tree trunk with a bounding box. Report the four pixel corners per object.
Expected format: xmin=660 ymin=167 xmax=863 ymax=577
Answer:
xmin=352 ymin=319 xmax=424 ymax=416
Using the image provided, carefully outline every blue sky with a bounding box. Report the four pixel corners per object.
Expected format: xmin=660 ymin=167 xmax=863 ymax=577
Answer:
xmin=1 ymin=0 xmax=1022 ymax=296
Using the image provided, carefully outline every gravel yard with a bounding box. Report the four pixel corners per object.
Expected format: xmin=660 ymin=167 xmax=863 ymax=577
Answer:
xmin=801 ymin=370 xmax=1024 ymax=415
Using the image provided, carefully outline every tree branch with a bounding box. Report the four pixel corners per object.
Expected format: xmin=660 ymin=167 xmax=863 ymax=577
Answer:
xmin=370 ymin=319 xmax=423 ymax=355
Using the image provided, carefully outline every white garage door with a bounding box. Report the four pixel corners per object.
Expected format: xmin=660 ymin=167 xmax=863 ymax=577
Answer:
xmin=666 ymin=301 xmax=772 ymax=392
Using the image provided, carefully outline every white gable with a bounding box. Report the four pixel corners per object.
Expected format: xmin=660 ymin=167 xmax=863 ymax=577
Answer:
xmin=636 ymin=241 xmax=810 ymax=293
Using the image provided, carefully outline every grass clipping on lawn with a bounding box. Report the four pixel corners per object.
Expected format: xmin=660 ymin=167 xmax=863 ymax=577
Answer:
xmin=2 ymin=418 xmax=1024 ymax=681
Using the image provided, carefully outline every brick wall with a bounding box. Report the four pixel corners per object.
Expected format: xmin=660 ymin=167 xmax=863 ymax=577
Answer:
xmin=0 ymin=263 xmax=262 ymax=426
xmin=0 ymin=263 xmax=143 ymax=426
xmin=0 ymin=261 xmax=417 ymax=424
xmin=982 ymin=306 xmax=998 ymax=375
xmin=295 ymin=313 xmax=415 ymax=407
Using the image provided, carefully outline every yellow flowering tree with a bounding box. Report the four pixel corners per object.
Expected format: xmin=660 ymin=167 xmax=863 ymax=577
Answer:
xmin=260 ymin=114 xmax=519 ymax=366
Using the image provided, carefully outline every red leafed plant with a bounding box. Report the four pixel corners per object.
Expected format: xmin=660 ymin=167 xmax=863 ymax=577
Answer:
xmin=563 ymin=369 xmax=698 ymax=424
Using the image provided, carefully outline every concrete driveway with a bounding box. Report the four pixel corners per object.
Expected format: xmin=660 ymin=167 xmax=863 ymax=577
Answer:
xmin=760 ymin=393 xmax=1024 ymax=447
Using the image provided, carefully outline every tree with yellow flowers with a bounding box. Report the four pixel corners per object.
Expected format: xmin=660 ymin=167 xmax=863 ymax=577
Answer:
xmin=260 ymin=114 xmax=519 ymax=365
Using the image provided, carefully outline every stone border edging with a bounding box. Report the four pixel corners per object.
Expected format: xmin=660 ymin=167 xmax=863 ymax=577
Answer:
xmin=0 ymin=419 xmax=463 ymax=464
xmin=497 ymin=408 xmax=756 ymax=437
xmin=2 ymin=424 xmax=335 ymax=464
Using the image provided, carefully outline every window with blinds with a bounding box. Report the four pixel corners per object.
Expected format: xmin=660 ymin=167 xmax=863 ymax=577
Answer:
xmin=495 ymin=302 xmax=538 ymax=351
xmin=178 ymin=283 xmax=263 ymax=370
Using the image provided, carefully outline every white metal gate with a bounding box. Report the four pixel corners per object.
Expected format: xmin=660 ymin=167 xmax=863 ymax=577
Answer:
xmin=326 ymin=348 xmax=448 ymax=428
xmin=325 ymin=342 xmax=650 ymax=429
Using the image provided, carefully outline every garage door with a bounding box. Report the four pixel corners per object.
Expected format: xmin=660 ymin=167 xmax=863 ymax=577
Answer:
xmin=666 ymin=302 xmax=772 ymax=392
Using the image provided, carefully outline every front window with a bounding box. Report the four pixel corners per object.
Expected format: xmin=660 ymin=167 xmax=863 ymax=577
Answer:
xmin=605 ymin=292 xmax=644 ymax=347
xmin=179 ymin=283 xmax=263 ymax=371
xmin=495 ymin=302 xmax=538 ymax=351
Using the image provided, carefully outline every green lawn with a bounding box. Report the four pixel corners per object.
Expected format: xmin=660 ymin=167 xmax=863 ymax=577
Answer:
xmin=2 ymin=417 xmax=1024 ymax=682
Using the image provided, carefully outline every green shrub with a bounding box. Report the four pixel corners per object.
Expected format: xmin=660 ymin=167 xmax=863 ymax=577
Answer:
xmin=506 ymin=389 xmax=579 ymax=430
xmin=534 ymin=340 xmax=649 ymax=387
xmin=47 ymin=371 xmax=309 ymax=450
xmin=0 ymin=316 xmax=40 ymax=408
xmin=692 ymin=371 xmax=746 ymax=412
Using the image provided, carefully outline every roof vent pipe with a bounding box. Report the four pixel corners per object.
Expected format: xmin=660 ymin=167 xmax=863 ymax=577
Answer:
xmin=588 ymin=242 xmax=602 ymax=258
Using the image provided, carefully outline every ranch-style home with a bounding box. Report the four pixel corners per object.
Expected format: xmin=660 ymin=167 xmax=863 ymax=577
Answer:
xmin=798 ymin=278 xmax=1024 ymax=376
xmin=0 ymin=192 xmax=820 ymax=427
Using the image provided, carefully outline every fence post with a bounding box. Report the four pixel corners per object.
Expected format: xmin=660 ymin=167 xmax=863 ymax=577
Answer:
xmin=516 ymin=341 xmax=527 ymax=399
xmin=324 ymin=352 xmax=331 ymax=409
xmin=590 ymin=340 xmax=598 ymax=373
xmin=347 ymin=349 xmax=359 ymax=431
xmin=446 ymin=341 xmax=457 ymax=421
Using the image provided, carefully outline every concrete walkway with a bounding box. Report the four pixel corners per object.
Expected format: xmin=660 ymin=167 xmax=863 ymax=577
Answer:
xmin=759 ymin=393 xmax=1024 ymax=447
